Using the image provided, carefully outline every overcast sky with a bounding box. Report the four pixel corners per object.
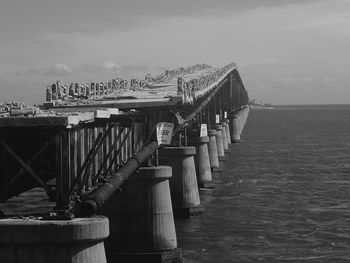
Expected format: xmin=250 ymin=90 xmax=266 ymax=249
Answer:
xmin=1 ymin=0 xmax=349 ymax=105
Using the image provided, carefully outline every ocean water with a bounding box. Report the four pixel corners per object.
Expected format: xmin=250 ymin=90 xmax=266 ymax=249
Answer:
xmin=176 ymin=105 xmax=350 ymax=262
xmin=1 ymin=104 xmax=350 ymax=262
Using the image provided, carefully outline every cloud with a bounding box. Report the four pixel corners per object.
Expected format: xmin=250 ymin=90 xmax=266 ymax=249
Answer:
xmin=101 ymin=61 xmax=121 ymax=71
xmin=283 ymin=10 xmax=350 ymax=30
xmin=75 ymin=62 xmax=154 ymax=77
xmin=15 ymin=64 xmax=75 ymax=77
xmin=15 ymin=67 xmax=41 ymax=76
xmin=0 ymin=0 xmax=328 ymax=47
xmin=279 ymin=76 xmax=313 ymax=84
xmin=44 ymin=64 xmax=75 ymax=76
xmin=78 ymin=62 xmax=157 ymax=80
xmin=119 ymin=65 xmax=154 ymax=76
xmin=15 ymin=62 xmax=120 ymax=77
xmin=80 ymin=61 xmax=121 ymax=74
xmin=3 ymin=0 xmax=350 ymax=105
xmin=13 ymin=61 xmax=154 ymax=81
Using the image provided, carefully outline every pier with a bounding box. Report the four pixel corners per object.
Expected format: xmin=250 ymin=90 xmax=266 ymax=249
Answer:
xmin=0 ymin=62 xmax=249 ymax=263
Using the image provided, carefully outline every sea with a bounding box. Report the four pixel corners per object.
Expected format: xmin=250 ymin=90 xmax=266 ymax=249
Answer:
xmin=1 ymin=104 xmax=350 ymax=262
xmin=176 ymin=104 xmax=350 ymax=262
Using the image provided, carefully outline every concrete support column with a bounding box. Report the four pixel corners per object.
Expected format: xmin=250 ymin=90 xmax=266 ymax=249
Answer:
xmin=240 ymin=106 xmax=249 ymax=133
xmin=104 ymin=166 xmax=183 ymax=263
xmin=0 ymin=216 xmax=109 ymax=263
xmin=231 ymin=116 xmax=241 ymax=143
xmin=238 ymin=111 xmax=243 ymax=136
xmin=223 ymin=119 xmax=232 ymax=144
xmin=220 ymin=122 xmax=229 ymax=151
xmin=159 ymin=147 xmax=203 ymax=218
xmin=215 ymin=125 xmax=225 ymax=161
xmin=189 ymin=136 xmax=214 ymax=189
xmin=207 ymin=129 xmax=220 ymax=172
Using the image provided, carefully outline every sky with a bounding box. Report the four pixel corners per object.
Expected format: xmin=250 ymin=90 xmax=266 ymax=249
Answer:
xmin=1 ymin=0 xmax=350 ymax=105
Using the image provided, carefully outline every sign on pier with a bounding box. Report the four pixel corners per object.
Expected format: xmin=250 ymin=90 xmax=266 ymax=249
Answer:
xmin=215 ymin=114 xmax=220 ymax=124
xmin=200 ymin=124 xmax=208 ymax=137
xmin=156 ymin=122 xmax=174 ymax=145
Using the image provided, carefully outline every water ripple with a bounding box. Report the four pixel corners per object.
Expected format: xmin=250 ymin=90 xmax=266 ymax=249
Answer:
xmin=176 ymin=106 xmax=350 ymax=262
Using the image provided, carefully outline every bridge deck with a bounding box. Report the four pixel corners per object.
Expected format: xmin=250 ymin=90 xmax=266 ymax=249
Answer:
xmin=0 ymin=61 xmax=249 ymax=216
xmin=0 ymin=64 xmax=236 ymax=127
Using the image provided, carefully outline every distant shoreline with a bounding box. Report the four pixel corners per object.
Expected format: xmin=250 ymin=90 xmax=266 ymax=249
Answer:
xmin=249 ymin=104 xmax=275 ymax=110
xmin=250 ymin=104 xmax=350 ymax=110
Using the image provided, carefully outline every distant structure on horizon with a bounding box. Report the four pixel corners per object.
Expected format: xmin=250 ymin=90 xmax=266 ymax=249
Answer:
xmin=249 ymin=99 xmax=273 ymax=109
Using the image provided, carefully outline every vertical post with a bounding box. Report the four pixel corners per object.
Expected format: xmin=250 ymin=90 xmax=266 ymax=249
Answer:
xmin=92 ymin=128 xmax=98 ymax=181
xmin=46 ymin=85 xmax=52 ymax=102
xmin=115 ymin=126 xmax=120 ymax=170
xmin=83 ymin=128 xmax=90 ymax=190
xmin=102 ymin=126 xmax=107 ymax=174
xmin=124 ymin=127 xmax=128 ymax=161
xmin=108 ymin=124 xmax=114 ymax=170
xmin=56 ymin=130 xmax=71 ymax=209
xmin=105 ymin=124 xmax=110 ymax=173
xmin=155 ymin=149 xmax=159 ymax=166
xmin=78 ymin=128 xmax=84 ymax=189
xmin=120 ymin=129 xmax=125 ymax=163
xmin=70 ymin=129 xmax=78 ymax=194
xmin=128 ymin=125 xmax=132 ymax=158
xmin=56 ymin=82 xmax=62 ymax=100
xmin=52 ymin=84 xmax=57 ymax=101
xmin=115 ymin=127 xmax=121 ymax=168
xmin=99 ymin=127 xmax=105 ymax=175
xmin=133 ymin=122 xmax=138 ymax=154
xmin=91 ymin=127 xmax=98 ymax=184
xmin=109 ymin=125 xmax=115 ymax=172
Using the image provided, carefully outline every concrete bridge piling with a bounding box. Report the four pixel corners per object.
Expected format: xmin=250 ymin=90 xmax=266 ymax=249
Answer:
xmin=188 ymin=136 xmax=214 ymax=189
xmin=0 ymin=216 xmax=109 ymax=263
xmin=223 ymin=119 xmax=232 ymax=145
xmin=0 ymin=62 xmax=249 ymax=263
xmin=207 ymin=129 xmax=220 ymax=173
xmin=215 ymin=124 xmax=226 ymax=162
xmin=221 ymin=122 xmax=229 ymax=151
xmin=103 ymin=166 xmax=182 ymax=262
xmin=159 ymin=147 xmax=203 ymax=218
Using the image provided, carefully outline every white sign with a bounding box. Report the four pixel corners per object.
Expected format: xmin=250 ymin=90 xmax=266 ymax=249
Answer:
xmin=156 ymin=122 xmax=174 ymax=145
xmin=200 ymin=124 xmax=208 ymax=137
xmin=224 ymin=111 xmax=227 ymax=119
xmin=215 ymin=114 xmax=220 ymax=124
